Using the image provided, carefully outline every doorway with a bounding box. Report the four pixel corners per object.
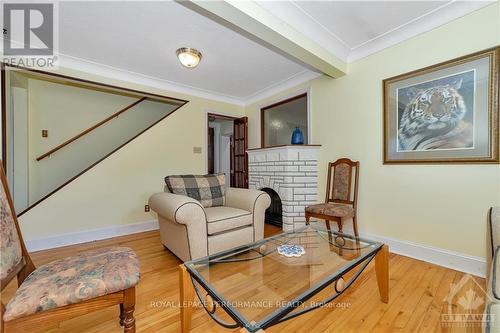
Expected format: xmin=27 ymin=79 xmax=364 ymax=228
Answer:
xmin=207 ymin=113 xmax=248 ymax=188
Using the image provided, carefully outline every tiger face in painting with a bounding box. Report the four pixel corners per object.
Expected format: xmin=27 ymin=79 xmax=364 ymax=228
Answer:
xmin=398 ymin=79 xmax=473 ymax=151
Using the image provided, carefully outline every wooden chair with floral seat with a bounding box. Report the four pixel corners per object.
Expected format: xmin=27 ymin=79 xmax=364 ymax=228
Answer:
xmin=305 ymin=158 xmax=360 ymax=236
xmin=0 ymin=164 xmax=140 ymax=333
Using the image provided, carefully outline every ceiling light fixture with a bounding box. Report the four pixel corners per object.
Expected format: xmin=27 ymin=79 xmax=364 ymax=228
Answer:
xmin=176 ymin=47 xmax=202 ymax=69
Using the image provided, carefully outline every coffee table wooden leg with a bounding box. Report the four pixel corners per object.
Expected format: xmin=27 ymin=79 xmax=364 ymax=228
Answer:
xmin=179 ymin=264 xmax=194 ymax=333
xmin=374 ymin=244 xmax=389 ymax=303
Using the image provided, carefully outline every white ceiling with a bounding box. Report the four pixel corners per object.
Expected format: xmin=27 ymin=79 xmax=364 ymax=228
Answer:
xmin=57 ymin=1 xmax=315 ymax=104
xmin=14 ymin=0 xmax=492 ymax=105
xmin=256 ymin=0 xmax=493 ymax=63
xmin=295 ymin=1 xmax=449 ymax=48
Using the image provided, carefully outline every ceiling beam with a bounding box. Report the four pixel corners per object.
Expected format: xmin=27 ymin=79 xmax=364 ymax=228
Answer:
xmin=180 ymin=0 xmax=347 ymax=78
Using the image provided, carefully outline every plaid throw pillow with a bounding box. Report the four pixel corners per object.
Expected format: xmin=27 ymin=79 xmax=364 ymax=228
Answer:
xmin=164 ymin=174 xmax=226 ymax=208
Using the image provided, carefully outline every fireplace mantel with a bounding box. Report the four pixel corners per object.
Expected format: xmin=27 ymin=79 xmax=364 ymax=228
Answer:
xmin=247 ymin=144 xmax=321 ymax=152
xmin=247 ymin=145 xmax=321 ymax=231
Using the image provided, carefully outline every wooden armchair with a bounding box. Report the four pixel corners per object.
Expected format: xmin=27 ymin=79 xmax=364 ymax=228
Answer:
xmin=305 ymin=158 xmax=360 ymax=236
xmin=0 ymin=164 xmax=140 ymax=332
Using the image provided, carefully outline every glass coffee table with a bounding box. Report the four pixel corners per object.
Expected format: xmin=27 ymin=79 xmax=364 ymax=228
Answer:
xmin=179 ymin=224 xmax=389 ymax=332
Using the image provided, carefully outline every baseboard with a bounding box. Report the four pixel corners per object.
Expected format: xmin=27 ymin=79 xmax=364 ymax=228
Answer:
xmin=24 ymin=220 xmax=486 ymax=277
xmin=25 ymin=220 xmax=160 ymax=252
xmin=362 ymin=231 xmax=487 ymax=278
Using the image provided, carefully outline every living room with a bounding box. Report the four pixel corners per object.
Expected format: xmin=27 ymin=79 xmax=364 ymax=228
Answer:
xmin=0 ymin=1 xmax=499 ymax=332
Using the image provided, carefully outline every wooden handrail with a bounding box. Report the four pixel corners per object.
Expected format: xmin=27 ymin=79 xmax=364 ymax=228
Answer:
xmin=36 ymin=97 xmax=147 ymax=161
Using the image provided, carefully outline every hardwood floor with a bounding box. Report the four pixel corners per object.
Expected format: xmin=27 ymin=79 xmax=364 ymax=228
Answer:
xmin=1 ymin=225 xmax=486 ymax=333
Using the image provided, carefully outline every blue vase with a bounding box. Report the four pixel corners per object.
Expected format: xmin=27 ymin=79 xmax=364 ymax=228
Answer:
xmin=291 ymin=127 xmax=304 ymax=145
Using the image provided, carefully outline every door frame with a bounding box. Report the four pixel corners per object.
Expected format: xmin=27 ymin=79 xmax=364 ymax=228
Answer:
xmin=205 ymin=111 xmax=240 ymax=184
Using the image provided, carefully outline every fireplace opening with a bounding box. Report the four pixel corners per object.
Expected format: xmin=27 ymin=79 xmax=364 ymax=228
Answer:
xmin=261 ymin=188 xmax=282 ymax=228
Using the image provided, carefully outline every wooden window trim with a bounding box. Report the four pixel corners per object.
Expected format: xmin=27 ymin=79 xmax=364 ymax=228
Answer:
xmin=260 ymin=93 xmax=308 ymax=148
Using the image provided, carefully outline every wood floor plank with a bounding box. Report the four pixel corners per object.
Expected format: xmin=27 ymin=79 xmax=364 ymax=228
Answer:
xmin=0 ymin=227 xmax=486 ymax=333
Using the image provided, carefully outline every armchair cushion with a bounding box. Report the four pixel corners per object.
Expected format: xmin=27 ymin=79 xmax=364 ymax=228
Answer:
xmin=165 ymin=174 xmax=226 ymax=208
xmin=4 ymin=246 xmax=140 ymax=321
xmin=206 ymin=206 xmax=252 ymax=235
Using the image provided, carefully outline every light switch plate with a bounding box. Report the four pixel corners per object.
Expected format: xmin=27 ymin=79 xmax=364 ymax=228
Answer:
xmin=193 ymin=147 xmax=202 ymax=154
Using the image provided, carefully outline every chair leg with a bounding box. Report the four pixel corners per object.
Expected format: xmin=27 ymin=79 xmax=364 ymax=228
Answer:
xmin=352 ymin=215 xmax=359 ymax=237
xmin=119 ymin=303 xmax=125 ymax=326
xmin=1 ymin=303 xmax=4 ymax=333
xmin=336 ymin=220 xmax=343 ymax=233
xmin=123 ymin=287 xmax=136 ymax=333
xmin=305 ymin=213 xmax=310 ymax=225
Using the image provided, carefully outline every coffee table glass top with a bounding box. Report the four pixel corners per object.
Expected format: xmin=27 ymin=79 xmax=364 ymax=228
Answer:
xmin=184 ymin=225 xmax=383 ymax=332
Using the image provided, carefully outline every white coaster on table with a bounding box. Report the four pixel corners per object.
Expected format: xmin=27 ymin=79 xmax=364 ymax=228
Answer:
xmin=277 ymin=244 xmax=305 ymax=257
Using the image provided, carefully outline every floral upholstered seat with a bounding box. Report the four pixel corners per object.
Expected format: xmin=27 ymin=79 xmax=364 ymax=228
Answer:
xmin=3 ymin=246 xmax=140 ymax=321
xmin=305 ymin=159 xmax=360 ymax=236
xmin=305 ymin=203 xmax=354 ymax=218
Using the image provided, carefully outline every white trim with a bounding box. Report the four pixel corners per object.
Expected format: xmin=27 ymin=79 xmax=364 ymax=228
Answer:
xmin=22 ymin=218 xmax=486 ymax=277
xmin=25 ymin=220 xmax=159 ymax=252
xmin=257 ymin=1 xmax=494 ymax=64
xmin=247 ymin=144 xmax=320 ymax=154
xmin=203 ymin=109 xmax=241 ymax=174
xmin=347 ymin=1 xmax=494 ymax=63
xmin=362 ymin=231 xmax=487 ymax=278
xmin=55 ymin=53 xmax=322 ymax=107
xmin=244 ymin=71 xmax=321 ymax=105
xmin=58 ymin=54 xmax=246 ymax=105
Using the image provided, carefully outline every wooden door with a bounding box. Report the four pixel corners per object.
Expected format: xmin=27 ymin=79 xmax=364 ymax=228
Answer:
xmin=207 ymin=127 xmax=214 ymax=174
xmin=229 ymin=135 xmax=234 ymax=187
xmin=232 ymin=117 xmax=248 ymax=188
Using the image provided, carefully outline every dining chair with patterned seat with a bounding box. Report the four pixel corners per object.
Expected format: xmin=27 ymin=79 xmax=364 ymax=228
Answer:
xmin=0 ymin=164 xmax=140 ymax=332
xmin=305 ymin=158 xmax=360 ymax=236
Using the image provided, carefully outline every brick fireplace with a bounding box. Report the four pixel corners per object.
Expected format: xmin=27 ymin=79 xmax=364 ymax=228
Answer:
xmin=247 ymin=145 xmax=321 ymax=231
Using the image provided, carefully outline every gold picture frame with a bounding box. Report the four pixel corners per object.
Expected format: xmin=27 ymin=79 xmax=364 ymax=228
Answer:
xmin=383 ymin=47 xmax=499 ymax=164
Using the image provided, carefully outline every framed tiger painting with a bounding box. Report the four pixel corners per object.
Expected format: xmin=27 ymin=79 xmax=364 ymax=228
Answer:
xmin=383 ymin=47 xmax=499 ymax=164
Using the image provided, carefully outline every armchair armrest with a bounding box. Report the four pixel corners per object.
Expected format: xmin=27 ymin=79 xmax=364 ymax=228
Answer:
xmin=490 ymin=207 xmax=500 ymax=258
xmin=148 ymin=192 xmax=206 ymax=226
xmin=149 ymin=192 xmax=209 ymax=260
xmin=225 ymin=187 xmax=271 ymax=213
xmin=225 ymin=188 xmax=271 ymax=241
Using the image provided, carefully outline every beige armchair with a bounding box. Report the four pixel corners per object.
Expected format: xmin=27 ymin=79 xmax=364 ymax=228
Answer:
xmin=486 ymin=207 xmax=500 ymax=332
xmin=149 ymin=187 xmax=271 ymax=261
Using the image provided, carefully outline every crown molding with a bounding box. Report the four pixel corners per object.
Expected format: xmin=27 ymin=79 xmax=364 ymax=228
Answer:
xmin=57 ymin=53 xmax=247 ymax=105
xmin=346 ymin=1 xmax=494 ymax=62
xmin=243 ymin=70 xmax=321 ymax=105
xmin=56 ymin=53 xmax=322 ymax=107
xmin=254 ymin=0 xmax=350 ymax=62
xmin=0 ymin=39 xmax=237 ymax=104
xmin=2 ymin=47 xmax=320 ymax=106
xmin=258 ymin=0 xmax=494 ymax=64
xmin=4 ymin=0 xmax=489 ymax=107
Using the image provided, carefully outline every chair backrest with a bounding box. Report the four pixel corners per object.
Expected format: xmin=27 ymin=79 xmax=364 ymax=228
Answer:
xmin=0 ymin=162 xmax=34 ymax=291
xmin=325 ymin=158 xmax=359 ymax=208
